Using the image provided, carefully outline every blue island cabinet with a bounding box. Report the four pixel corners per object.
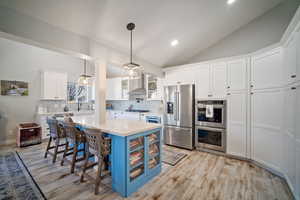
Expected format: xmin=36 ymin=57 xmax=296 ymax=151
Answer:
xmin=109 ymin=127 xmax=162 ymax=197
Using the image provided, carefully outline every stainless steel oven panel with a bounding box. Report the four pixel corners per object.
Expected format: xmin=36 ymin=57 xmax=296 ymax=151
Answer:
xmin=195 ymin=102 xmax=226 ymax=128
xmin=195 ymin=126 xmax=226 ymax=152
xmin=164 ymin=125 xmax=194 ymax=150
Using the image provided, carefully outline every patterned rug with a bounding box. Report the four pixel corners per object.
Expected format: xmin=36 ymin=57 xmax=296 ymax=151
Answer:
xmin=0 ymin=151 xmax=46 ymax=200
xmin=162 ymin=148 xmax=187 ymax=166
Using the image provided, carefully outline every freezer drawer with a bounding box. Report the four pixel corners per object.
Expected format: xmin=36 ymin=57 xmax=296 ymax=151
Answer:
xmin=164 ymin=126 xmax=194 ymax=150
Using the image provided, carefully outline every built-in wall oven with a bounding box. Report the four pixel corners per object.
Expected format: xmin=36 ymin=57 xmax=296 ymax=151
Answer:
xmin=195 ymin=126 xmax=226 ymax=152
xmin=195 ymin=100 xmax=226 ymax=128
xmin=195 ymin=100 xmax=226 ymax=152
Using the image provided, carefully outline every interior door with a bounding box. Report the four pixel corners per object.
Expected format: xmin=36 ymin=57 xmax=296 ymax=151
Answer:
xmin=178 ymin=84 xmax=193 ymax=128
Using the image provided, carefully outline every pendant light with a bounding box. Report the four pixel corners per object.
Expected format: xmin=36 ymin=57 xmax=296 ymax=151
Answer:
xmin=78 ymin=58 xmax=92 ymax=86
xmin=123 ymin=23 xmax=142 ymax=77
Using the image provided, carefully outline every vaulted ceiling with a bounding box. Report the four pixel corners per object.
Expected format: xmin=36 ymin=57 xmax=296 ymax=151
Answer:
xmin=0 ymin=0 xmax=284 ymax=67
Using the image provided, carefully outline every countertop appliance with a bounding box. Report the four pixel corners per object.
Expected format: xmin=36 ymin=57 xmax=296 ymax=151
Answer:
xmin=163 ymin=84 xmax=195 ymax=150
xmin=195 ymin=100 xmax=226 ymax=152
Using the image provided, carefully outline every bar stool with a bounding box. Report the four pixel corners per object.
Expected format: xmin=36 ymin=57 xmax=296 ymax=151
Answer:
xmin=60 ymin=121 xmax=88 ymax=173
xmin=80 ymin=128 xmax=111 ymax=195
xmin=44 ymin=118 xmax=67 ymax=163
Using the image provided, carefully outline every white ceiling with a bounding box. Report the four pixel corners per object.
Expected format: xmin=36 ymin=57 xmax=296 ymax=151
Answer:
xmin=0 ymin=0 xmax=284 ymax=68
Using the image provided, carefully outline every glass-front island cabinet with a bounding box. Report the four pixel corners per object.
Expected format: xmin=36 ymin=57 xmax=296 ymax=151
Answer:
xmin=109 ymin=127 xmax=162 ymax=197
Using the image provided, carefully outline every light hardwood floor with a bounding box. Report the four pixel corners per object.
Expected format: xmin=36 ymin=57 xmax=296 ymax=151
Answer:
xmin=16 ymin=143 xmax=293 ymax=200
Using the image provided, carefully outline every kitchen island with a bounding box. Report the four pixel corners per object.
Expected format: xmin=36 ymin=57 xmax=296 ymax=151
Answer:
xmin=73 ymin=118 xmax=162 ymax=197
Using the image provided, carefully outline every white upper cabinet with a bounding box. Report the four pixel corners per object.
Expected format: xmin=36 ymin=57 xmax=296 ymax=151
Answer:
xmin=194 ymin=64 xmax=210 ymax=99
xmin=146 ymin=75 xmax=163 ymax=100
xmin=296 ymin=31 xmax=300 ymax=83
xmin=227 ymin=91 xmax=247 ymax=158
xmin=227 ymin=59 xmax=247 ymax=91
xmin=41 ymin=71 xmax=67 ymax=100
xmin=251 ymin=88 xmax=284 ymax=172
xmin=285 ymin=35 xmax=297 ymax=84
xmin=106 ymin=77 xmax=125 ymax=100
xmin=164 ymin=68 xmax=195 ymax=86
xmin=194 ymin=63 xmax=227 ymax=99
xmin=210 ymin=62 xmax=227 ymax=98
xmin=251 ymin=48 xmax=283 ymax=90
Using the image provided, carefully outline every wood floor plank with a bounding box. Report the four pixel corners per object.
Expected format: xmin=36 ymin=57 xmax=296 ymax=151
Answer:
xmin=12 ymin=142 xmax=294 ymax=200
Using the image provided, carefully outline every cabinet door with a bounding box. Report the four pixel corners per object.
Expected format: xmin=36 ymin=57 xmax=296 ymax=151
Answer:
xmin=296 ymin=31 xmax=300 ymax=83
xmin=42 ymin=71 xmax=57 ymax=99
xmin=211 ymin=62 xmax=227 ymax=98
xmin=251 ymin=49 xmax=283 ymax=89
xmin=121 ymin=78 xmax=129 ymax=100
xmin=286 ymin=36 xmax=297 ymax=84
xmin=106 ymin=79 xmax=115 ymax=100
xmin=227 ymin=91 xmax=247 ymax=157
xmin=107 ymin=78 xmax=123 ymax=100
xmin=251 ymin=89 xmax=283 ymax=172
xmin=295 ymin=84 xmax=300 ymax=199
xmin=194 ymin=65 xmax=210 ymax=99
xmin=227 ymin=59 xmax=247 ymax=91
xmin=56 ymin=72 xmax=67 ymax=100
xmin=164 ymin=69 xmax=195 ymax=86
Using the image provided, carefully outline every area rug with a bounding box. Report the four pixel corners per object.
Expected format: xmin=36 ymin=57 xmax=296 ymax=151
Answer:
xmin=162 ymin=148 xmax=187 ymax=166
xmin=0 ymin=151 xmax=46 ymax=200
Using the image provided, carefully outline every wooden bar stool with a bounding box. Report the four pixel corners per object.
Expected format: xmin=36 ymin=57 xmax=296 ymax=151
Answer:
xmin=44 ymin=118 xmax=67 ymax=163
xmin=60 ymin=121 xmax=89 ymax=173
xmin=80 ymin=128 xmax=111 ymax=195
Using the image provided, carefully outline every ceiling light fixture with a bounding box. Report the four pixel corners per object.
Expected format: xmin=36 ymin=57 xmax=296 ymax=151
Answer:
xmin=171 ymin=39 xmax=179 ymax=47
xmin=227 ymin=0 xmax=236 ymax=5
xmin=78 ymin=58 xmax=92 ymax=86
xmin=123 ymin=23 xmax=142 ymax=77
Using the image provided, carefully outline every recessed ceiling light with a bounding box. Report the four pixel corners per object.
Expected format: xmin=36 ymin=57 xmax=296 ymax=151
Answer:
xmin=171 ymin=39 xmax=179 ymax=47
xmin=227 ymin=0 xmax=236 ymax=5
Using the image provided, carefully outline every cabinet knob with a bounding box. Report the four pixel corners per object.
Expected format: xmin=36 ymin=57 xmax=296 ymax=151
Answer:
xmin=250 ymin=92 xmax=254 ymax=95
xmin=227 ymin=93 xmax=231 ymax=95
xmin=291 ymin=75 xmax=296 ymax=78
xmin=291 ymin=87 xmax=296 ymax=90
xmin=227 ymin=86 xmax=230 ymax=89
xmin=250 ymin=85 xmax=253 ymax=88
xmin=208 ymin=94 xmax=213 ymax=97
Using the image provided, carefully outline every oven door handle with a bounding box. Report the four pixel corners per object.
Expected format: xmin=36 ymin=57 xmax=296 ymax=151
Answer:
xmin=195 ymin=126 xmax=225 ymax=132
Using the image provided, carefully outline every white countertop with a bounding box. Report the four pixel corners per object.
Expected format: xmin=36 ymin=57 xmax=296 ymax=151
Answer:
xmin=72 ymin=116 xmax=161 ymax=137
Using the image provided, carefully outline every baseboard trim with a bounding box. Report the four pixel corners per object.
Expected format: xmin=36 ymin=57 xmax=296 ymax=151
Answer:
xmin=196 ymin=149 xmax=298 ymax=200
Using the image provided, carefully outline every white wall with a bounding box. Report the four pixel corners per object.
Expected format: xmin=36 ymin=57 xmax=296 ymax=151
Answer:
xmin=188 ymin=0 xmax=299 ymax=63
xmin=0 ymin=37 xmax=89 ymax=145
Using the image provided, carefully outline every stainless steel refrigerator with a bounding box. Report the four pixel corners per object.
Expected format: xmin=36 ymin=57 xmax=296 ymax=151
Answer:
xmin=163 ymin=84 xmax=195 ymax=150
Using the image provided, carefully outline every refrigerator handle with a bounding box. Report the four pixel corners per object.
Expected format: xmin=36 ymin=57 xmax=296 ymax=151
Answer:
xmin=177 ymin=91 xmax=180 ymax=123
xmin=174 ymin=93 xmax=178 ymax=121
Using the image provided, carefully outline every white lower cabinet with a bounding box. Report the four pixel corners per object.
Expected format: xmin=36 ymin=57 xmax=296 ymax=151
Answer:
xmin=296 ymin=142 xmax=300 ymax=199
xmin=227 ymin=91 xmax=247 ymax=157
xmin=251 ymin=88 xmax=284 ymax=172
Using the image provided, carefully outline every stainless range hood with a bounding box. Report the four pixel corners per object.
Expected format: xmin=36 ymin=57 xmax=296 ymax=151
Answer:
xmin=128 ymin=73 xmax=146 ymax=100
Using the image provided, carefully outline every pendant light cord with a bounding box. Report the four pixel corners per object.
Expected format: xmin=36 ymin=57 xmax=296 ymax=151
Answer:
xmin=130 ymin=30 xmax=133 ymax=64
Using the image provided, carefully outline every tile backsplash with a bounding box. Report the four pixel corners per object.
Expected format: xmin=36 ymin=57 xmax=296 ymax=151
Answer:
xmin=38 ymin=100 xmax=94 ymax=113
xmin=107 ymin=100 xmax=163 ymax=113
